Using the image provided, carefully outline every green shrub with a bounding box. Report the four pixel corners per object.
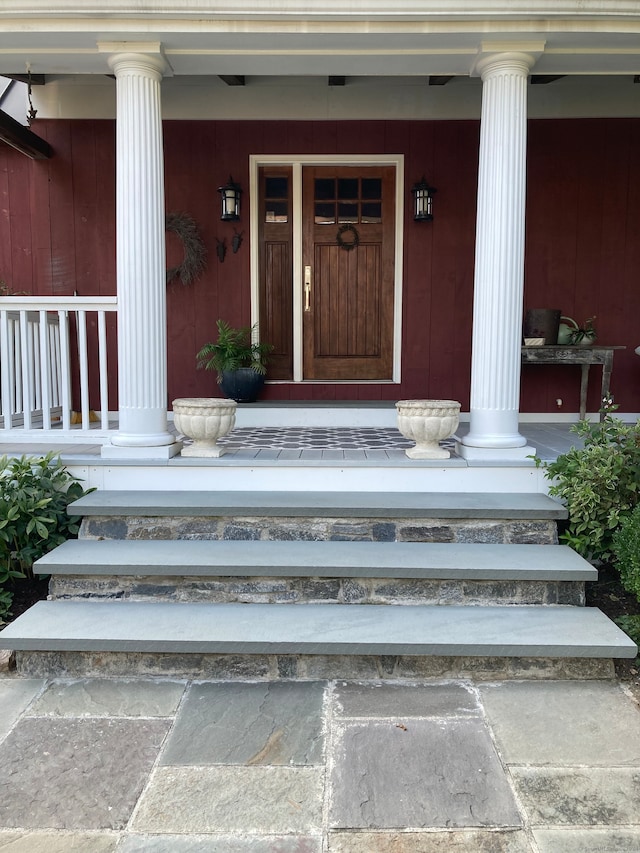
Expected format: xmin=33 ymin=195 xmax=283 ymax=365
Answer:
xmin=0 ymin=564 xmax=20 ymax=625
xmin=0 ymin=452 xmax=92 ymax=595
xmin=614 ymin=616 xmax=640 ymax=663
xmin=536 ymin=403 xmax=640 ymax=561
xmin=612 ymin=504 xmax=640 ymax=601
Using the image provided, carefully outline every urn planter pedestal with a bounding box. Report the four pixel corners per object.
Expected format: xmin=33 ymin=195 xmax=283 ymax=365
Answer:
xmin=172 ymin=398 xmax=237 ymax=458
xmin=396 ymin=399 xmax=461 ymax=459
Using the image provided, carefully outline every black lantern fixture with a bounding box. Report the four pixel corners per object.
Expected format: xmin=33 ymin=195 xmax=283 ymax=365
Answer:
xmin=411 ymin=176 xmax=436 ymax=222
xmin=218 ymin=175 xmax=242 ymax=221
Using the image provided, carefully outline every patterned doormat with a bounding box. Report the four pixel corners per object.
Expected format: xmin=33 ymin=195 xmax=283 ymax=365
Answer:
xmin=216 ymin=426 xmax=457 ymax=451
xmin=217 ymin=427 xmax=414 ymax=450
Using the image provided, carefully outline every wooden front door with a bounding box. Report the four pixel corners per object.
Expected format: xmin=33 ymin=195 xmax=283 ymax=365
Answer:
xmin=302 ymin=166 xmax=396 ymax=380
xmin=257 ymin=163 xmax=397 ymax=382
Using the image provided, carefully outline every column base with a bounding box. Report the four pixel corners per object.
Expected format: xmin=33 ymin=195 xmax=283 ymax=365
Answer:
xmin=455 ymin=440 xmax=537 ymax=461
xmin=101 ymin=441 xmax=183 ymax=460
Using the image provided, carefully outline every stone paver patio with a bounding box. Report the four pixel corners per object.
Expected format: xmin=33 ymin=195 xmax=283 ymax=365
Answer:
xmin=0 ymin=676 xmax=639 ymax=851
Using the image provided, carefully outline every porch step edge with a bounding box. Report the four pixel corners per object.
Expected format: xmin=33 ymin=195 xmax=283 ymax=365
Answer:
xmin=1 ymin=600 xmax=635 ymax=659
xmin=67 ymin=490 xmax=567 ymax=520
xmin=36 ymin=539 xmax=596 ymax=581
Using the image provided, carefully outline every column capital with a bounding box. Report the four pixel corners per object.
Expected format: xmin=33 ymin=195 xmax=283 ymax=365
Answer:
xmin=98 ymin=42 xmax=172 ymax=79
xmin=471 ymin=41 xmax=546 ymax=79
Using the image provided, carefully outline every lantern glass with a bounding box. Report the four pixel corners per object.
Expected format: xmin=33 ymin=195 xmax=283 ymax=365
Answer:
xmin=412 ymin=178 xmax=435 ymax=222
xmin=218 ymin=177 xmax=241 ymax=221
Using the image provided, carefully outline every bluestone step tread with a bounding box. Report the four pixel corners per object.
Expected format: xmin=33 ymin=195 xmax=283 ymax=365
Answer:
xmin=0 ymin=600 xmax=635 ymax=659
xmin=36 ymin=539 xmax=597 ymax=581
xmin=67 ymin=490 xmax=567 ymax=519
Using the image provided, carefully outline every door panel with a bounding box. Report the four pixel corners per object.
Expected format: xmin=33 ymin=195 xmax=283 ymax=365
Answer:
xmin=258 ymin=167 xmax=293 ymax=380
xmin=303 ymin=166 xmax=395 ymax=380
xmin=314 ymin=243 xmax=381 ymax=358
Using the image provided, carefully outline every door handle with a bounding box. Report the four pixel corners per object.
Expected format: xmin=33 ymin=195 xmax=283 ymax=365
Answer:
xmin=304 ymin=265 xmax=312 ymax=312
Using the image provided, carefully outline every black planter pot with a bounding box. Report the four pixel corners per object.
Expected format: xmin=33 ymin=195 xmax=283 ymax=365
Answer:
xmin=219 ymin=368 xmax=266 ymax=403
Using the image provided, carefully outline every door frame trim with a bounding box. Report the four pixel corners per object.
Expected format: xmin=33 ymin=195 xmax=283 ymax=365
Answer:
xmin=250 ymin=153 xmax=404 ymax=383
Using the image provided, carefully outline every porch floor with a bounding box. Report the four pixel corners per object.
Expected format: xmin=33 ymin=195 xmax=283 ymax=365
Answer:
xmin=0 ymin=422 xmax=584 ymax=465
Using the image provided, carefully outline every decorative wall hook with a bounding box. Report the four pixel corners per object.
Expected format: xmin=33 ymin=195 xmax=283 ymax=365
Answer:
xmin=232 ymin=229 xmax=244 ymax=254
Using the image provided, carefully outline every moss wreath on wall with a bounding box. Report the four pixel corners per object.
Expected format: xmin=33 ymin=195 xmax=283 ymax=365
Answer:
xmin=166 ymin=212 xmax=207 ymax=285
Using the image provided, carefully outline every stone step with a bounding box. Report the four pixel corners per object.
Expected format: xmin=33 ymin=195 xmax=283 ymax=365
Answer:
xmin=0 ymin=601 xmax=635 ymax=681
xmin=36 ymin=539 xmax=594 ymax=580
xmin=71 ymin=490 xmax=564 ymax=545
xmin=40 ymin=539 xmax=593 ymax=606
xmin=69 ymin=490 xmax=567 ymax=520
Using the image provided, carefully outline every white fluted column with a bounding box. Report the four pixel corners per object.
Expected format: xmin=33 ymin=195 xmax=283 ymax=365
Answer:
xmin=459 ymin=47 xmax=542 ymax=459
xmin=102 ymin=47 xmax=180 ymax=457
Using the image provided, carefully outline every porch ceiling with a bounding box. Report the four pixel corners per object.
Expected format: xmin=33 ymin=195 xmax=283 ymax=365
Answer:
xmin=0 ymin=3 xmax=640 ymax=78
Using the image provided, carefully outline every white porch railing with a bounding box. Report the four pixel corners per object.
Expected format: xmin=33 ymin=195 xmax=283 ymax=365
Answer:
xmin=0 ymin=296 xmax=118 ymax=441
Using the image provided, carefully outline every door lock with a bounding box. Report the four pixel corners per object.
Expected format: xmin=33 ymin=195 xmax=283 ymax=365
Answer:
xmin=304 ymin=265 xmax=312 ymax=312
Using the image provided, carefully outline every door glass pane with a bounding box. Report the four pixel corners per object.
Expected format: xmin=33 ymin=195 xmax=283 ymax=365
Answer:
xmin=361 ymin=178 xmax=382 ymax=200
xmin=361 ymin=202 xmax=382 ymax=223
xmin=265 ymin=201 xmax=288 ymax=223
xmin=265 ymin=176 xmax=288 ymax=199
xmin=338 ymin=202 xmax=359 ymax=223
xmin=315 ymin=178 xmax=335 ymax=201
xmin=338 ymin=178 xmax=358 ymax=200
xmin=315 ymin=202 xmax=335 ymax=224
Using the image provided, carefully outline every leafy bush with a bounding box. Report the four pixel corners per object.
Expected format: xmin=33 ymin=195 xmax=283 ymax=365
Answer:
xmin=536 ymin=403 xmax=640 ymax=561
xmin=612 ymin=504 xmax=640 ymax=601
xmin=614 ymin=616 xmax=640 ymax=664
xmin=0 ymin=453 xmax=92 ymax=623
xmin=0 ymin=564 xmax=20 ymax=625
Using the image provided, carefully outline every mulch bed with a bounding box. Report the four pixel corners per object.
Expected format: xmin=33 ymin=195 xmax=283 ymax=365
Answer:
xmin=9 ymin=575 xmax=50 ymax=621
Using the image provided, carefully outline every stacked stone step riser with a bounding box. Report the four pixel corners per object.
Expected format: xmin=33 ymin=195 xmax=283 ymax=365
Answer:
xmin=48 ymin=574 xmax=585 ymax=607
xmin=79 ymin=514 xmax=559 ymax=545
xmin=42 ymin=537 xmax=591 ymax=608
xmin=62 ymin=511 xmax=579 ymax=607
xmin=16 ymin=649 xmax=615 ymax=682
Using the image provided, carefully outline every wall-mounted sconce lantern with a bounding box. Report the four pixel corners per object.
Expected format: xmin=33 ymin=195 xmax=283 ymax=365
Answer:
xmin=411 ymin=176 xmax=436 ymax=222
xmin=218 ymin=176 xmax=242 ymax=221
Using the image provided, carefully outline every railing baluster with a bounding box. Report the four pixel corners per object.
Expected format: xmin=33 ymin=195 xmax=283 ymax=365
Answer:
xmin=77 ymin=309 xmax=90 ymax=429
xmin=98 ymin=310 xmax=109 ymax=429
xmin=39 ymin=309 xmax=52 ymax=429
xmin=0 ymin=310 xmax=12 ymax=429
xmin=13 ymin=317 xmax=22 ymax=416
xmin=50 ymin=319 xmax=62 ymax=410
xmin=59 ymin=309 xmax=72 ymax=431
xmin=31 ymin=315 xmax=42 ymax=413
xmin=18 ymin=311 xmax=32 ymax=430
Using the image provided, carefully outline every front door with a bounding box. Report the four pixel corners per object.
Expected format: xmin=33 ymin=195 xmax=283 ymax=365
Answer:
xmin=302 ymin=166 xmax=395 ymax=380
xmin=258 ymin=163 xmax=397 ymax=382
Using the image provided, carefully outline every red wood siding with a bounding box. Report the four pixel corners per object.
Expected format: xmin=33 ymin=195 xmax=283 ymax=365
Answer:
xmin=1 ymin=117 xmax=639 ymax=412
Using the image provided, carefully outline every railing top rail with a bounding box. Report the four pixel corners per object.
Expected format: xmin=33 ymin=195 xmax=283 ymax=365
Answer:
xmin=0 ymin=296 xmax=118 ymax=311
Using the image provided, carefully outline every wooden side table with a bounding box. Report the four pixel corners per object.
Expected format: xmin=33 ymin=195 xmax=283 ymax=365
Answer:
xmin=521 ymin=345 xmax=625 ymax=421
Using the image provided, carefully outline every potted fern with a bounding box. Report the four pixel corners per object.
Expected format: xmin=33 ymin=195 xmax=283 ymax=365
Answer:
xmin=557 ymin=316 xmax=597 ymax=346
xmin=196 ymin=319 xmax=273 ymax=402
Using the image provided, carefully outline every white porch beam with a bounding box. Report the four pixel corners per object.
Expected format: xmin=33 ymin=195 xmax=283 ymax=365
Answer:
xmin=101 ymin=45 xmax=180 ymax=458
xmin=458 ymin=43 xmax=544 ymax=460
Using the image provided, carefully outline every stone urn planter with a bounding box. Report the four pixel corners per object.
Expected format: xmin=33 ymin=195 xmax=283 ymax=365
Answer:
xmin=172 ymin=398 xmax=237 ymax=457
xmin=395 ymin=399 xmax=461 ymax=459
